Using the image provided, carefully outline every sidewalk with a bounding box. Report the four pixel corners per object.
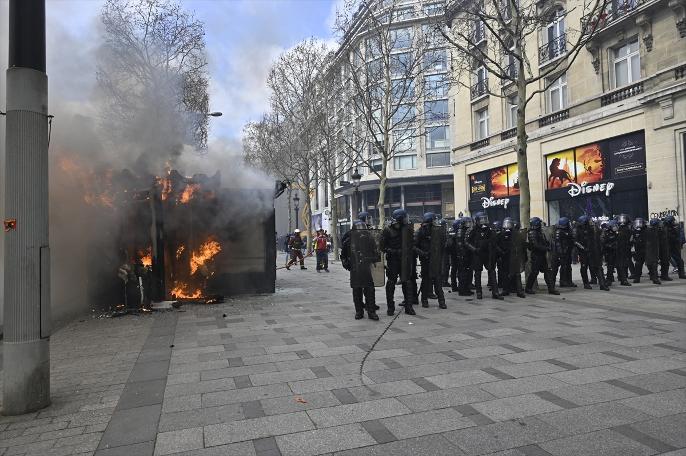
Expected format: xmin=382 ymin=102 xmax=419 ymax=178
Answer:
xmin=1 ymin=258 xmax=685 ymax=456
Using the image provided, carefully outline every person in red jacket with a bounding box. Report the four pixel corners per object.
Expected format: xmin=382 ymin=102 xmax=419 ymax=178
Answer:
xmin=314 ymin=229 xmax=330 ymax=272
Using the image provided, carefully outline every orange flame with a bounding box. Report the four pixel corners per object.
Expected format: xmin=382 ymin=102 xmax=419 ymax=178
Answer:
xmin=190 ymin=238 xmax=222 ymax=275
xmin=179 ymin=184 xmax=200 ymax=204
xmin=138 ymin=247 xmax=152 ymax=267
xmin=176 ymin=245 xmax=185 ymax=260
xmin=157 ymin=177 xmax=172 ymax=201
xmin=171 ymin=281 xmax=202 ymax=299
xmin=59 ymin=155 xmax=116 ymax=208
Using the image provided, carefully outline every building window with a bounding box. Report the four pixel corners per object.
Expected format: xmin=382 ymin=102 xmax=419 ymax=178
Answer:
xmin=393 ymin=129 xmax=415 ymax=152
xmin=471 ymin=65 xmax=488 ymax=99
xmin=540 ymin=9 xmax=566 ymax=64
xmin=425 ymin=74 xmax=449 ymax=98
xmin=392 ymin=104 xmax=416 ymax=126
xmin=391 ymin=77 xmax=415 ymax=100
xmin=393 ymin=6 xmax=415 ymax=21
xmin=546 ymin=72 xmax=567 ymax=112
xmin=393 ymin=154 xmax=417 ymax=170
xmin=369 ymin=158 xmax=382 ymax=173
xmin=425 ymin=99 xmax=449 ymax=121
xmin=426 ymin=125 xmax=450 ymax=150
xmin=427 ymin=151 xmax=450 ymax=167
xmin=390 ymin=28 xmax=413 ymax=50
xmin=423 ymin=2 xmax=444 ymax=16
xmin=475 ymin=108 xmax=489 ymax=139
xmin=423 ymin=49 xmax=447 ymax=72
xmin=472 ymin=20 xmax=486 ymax=43
xmin=390 ymin=52 xmax=413 ymax=76
xmin=506 ymin=94 xmax=518 ymax=128
xmin=613 ymin=39 xmax=640 ymax=88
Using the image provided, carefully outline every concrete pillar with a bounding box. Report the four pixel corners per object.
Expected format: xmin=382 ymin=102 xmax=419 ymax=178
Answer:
xmin=3 ymin=0 xmax=51 ymax=415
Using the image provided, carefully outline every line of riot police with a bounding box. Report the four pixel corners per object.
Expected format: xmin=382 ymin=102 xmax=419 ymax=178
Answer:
xmin=340 ymin=209 xmax=685 ymax=320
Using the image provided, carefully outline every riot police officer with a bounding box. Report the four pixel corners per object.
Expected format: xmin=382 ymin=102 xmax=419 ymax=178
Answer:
xmin=415 ymin=213 xmax=447 ymax=309
xmin=664 ymin=216 xmax=686 ymax=279
xmin=553 ymin=217 xmax=577 ymax=288
xmin=614 ymin=214 xmax=632 ymax=286
xmin=576 ymin=216 xmax=609 ymax=290
xmin=381 ymin=209 xmax=417 ymax=315
xmin=446 ymin=219 xmax=460 ymax=292
xmin=632 ymin=218 xmax=661 ymax=284
xmin=341 ymin=218 xmax=379 ymax=321
xmin=465 ymin=212 xmax=503 ymax=300
xmin=601 ymin=221 xmax=619 ymax=284
xmin=492 ymin=220 xmax=505 ymax=290
xmin=456 ymin=217 xmax=474 ymax=296
xmin=525 ymin=217 xmax=560 ymax=295
xmin=500 ymin=217 xmax=526 ymax=298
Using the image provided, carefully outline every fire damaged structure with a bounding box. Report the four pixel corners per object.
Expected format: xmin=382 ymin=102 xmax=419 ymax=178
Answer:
xmin=88 ymin=169 xmax=276 ymax=312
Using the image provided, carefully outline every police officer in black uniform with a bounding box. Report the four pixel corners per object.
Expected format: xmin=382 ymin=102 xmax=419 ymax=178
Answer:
xmin=446 ymin=219 xmax=460 ymax=292
xmin=381 ymin=209 xmax=417 ymax=315
xmin=632 ymin=217 xmax=661 ymax=284
xmin=341 ymin=217 xmax=379 ymax=321
xmin=456 ymin=217 xmax=474 ymax=296
xmin=664 ymin=216 xmax=686 ymax=279
xmin=415 ymin=213 xmax=447 ymax=309
xmin=525 ymin=217 xmax=560 ymax=295
xmin=614 ymin=214 xmax=632 ymax=286
xmin=500 ymin=217 xmax=527 ymax=298
xmin=465 ymin=212 xmax=503 ymax=300
xmin=553 ymin=217 xmax=577 ymax=288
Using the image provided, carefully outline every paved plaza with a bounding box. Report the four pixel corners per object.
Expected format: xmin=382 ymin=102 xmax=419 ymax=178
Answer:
xmin=1 ymin=258 xmax=685 ymax=456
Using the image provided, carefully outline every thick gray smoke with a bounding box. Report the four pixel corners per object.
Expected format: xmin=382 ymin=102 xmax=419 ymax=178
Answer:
xmin=0 ymin=3 xmax=273 ymax=329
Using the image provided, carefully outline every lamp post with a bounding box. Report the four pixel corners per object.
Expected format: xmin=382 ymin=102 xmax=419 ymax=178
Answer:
xmin=293 ymin=192 xmax=300 ymax=230
xmin=351 ymin=168 xmax=361 ymax=221
xmin=207 ymin=111 xmax=222 ymax=117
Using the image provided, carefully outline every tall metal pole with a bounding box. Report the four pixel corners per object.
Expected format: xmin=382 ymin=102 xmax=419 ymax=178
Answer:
xmin=3 ymin=0 xmax=51 ymax=415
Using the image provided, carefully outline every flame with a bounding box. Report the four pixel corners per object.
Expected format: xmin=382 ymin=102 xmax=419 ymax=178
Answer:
xmin=138 ymin=247 xmax=152 ymax=267
xmin=157 ymin=177 xmax=172 ymax=201
xmin=176 ymin=245 xmax=185 ymax=260
xmin=179 ymin=184 xmax=200 ymax=204
xmin=190 ymin=238 xmax=222 ymax=275
xmin=59 ymin=155 xmax=115 ymax=208
xmin=171 ymin=281 xmax=202 ymax=299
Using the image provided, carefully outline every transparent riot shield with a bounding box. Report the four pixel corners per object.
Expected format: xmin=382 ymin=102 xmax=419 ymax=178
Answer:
xmin=429 ymin=225 xmax=446 ymax=278
xmin=350 ymin=228 xmax=385 ymax=287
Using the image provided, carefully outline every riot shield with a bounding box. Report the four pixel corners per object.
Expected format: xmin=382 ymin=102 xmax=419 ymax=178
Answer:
xmin=616 ymin=227 xmax=631 ymax=267
xmin=429 ymin=225 xmax=446 ymax=278
xmin=509 ymin=229 xmax=527 ymax=274
xmin=588 ymin=224 xmax=604 ymax=266
xmin=645 ymin=227 xmax=659 ymax=265
xmin=400 ymin=224 xmax=414 ymax=283
xmin=543 ymin=226 xmax=557 ymax=269
xmin=350 ymin=228 xmax=385 ymax=288
xmin=658 ymin=226 xmax=670 ymax=263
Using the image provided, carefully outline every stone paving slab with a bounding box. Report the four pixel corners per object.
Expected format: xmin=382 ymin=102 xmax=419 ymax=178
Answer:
xmin=1 ymin=263 xmax=684 ymax=455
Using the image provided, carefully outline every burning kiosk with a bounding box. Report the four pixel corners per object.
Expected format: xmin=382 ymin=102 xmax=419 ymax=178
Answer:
xmin=87 ymin=168 xmax=276 ymax=312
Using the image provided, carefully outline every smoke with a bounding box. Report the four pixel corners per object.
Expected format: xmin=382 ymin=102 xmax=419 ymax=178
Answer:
xmin=0 ymin=3 xmax=274 ymax=327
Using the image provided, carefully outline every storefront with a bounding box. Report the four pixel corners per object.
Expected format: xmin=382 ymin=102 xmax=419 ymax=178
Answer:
xmin=545 ymin=130 xmax=648 ymax=223
xmin=467 ymin=162 xmax=521 ymax=221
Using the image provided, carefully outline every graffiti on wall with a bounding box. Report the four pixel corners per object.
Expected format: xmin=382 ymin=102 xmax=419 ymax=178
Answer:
xmin=649 ymin=208 xmax=679 ymax=220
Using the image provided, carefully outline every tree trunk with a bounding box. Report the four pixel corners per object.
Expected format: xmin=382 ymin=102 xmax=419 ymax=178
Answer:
xmin=516 ymin=75 xmax=531 ymax=228
xmin=287 ymin=186 xmax=293 ymax=233
xmin=303 ymin=178 xmax=313 ymax=253
xmin=377 ymin=160 xmax=388 ymax=227
xmin=329 ymin=180 xmax=340 ymax=261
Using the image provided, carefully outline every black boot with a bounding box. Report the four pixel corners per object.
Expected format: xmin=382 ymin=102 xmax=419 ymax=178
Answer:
xmin=387 ymin=304 xmax=395 ymax=316
xmin=548 ymin=287 xmax=560 ymax=295
xmin=476 ymin=288 xmax=483 ymax=299
xmin=517 ymin=291 xmax=526 ymax=298
xmin=355 ymin=312 xmax=364 ymax=319
xmin=438 ymin=301 xmax=447 ymax=309
xmin=652 ymin=278 xmax=662 ymax=285
xmin=421 ymin=300 xmax=429 ymax=308
xmin=404 ymin=303 xmax=416 ymax=315
xmin=492 ymin=291 xmax=504 ymax=300
xmin=367 ymin=311 xmax=379 ymax=320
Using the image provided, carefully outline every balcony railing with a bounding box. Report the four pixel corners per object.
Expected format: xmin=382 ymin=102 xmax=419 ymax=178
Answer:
xmin=471 ymin=80 xmax=489 ymax=100
xmin=470 ymin=137 xmax=490 ymax=150
xmin=471 ymin=23 xmax=486 ymax=45
xmin=502 ymin=63 xmax=518 ymax=83
xmin=583 ymin=0 xmax=641 ymax=32
xmin=501 ymin=127 xmax=517 ymax=140
xmin=539 ymin=34 xmax=566 ymax=65
xmin=676 ymin=64 xmax=686 ymax=80
xmin=600 ymin=81 xmax=644 ymax=106
xmin=539 ymin=109 xmax=569 ymax=127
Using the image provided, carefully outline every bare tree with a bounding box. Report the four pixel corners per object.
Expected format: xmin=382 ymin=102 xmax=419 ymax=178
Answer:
xmin=441 ymin=0 xmax=608 ymax=226
xmin=98 ymin=0 xmax=210 ymax=156
xmin=266 ymin=39 xmax=331 ymax=250
xmin=333 ymin=0 xmax=451 ymax=226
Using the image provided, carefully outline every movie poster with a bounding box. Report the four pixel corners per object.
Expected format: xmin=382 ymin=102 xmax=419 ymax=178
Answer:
xmin=608 ymin=132 xmax=645 ymax=178
xmin=575 ymin=143 xmax=605 ymax=184
xmin=507 ymin=163 xmax=520 ymax=196
xmin=490 ymin=167 xmax=508 ymax=198
xmin=469 ymin=170 xmax=490 ymax=200
xmin=546 ymin=150 xmax=576 ymax=189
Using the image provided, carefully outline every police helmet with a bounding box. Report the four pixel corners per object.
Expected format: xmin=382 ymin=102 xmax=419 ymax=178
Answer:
xmin=294 ymin=228 xmax=301 ymax=234
xmin=358 ymin=211 xmax=372 ymax=225
xmin=392 ymin=209 xmax=407 ymax=224
xmin=616 ymin=213 xmax=630 ymax=226
xmin=608 ymin=220 xmax=619 ymax=232
xmin=577 ymin=215 xmax=590 ymax=226
xmin=474 ymin=212 xmax=489 ymax=227
xmin=461 ymin=217 xmax=474 ymax=229
xmin=452 ymin=219 xmax=461 ymax=231
xmin=557 ymin=217 xmax=570 ymax=228
xmin=529 ymin=217 xmax=542 ymax=229
xmin=492 ymin=220 xmax=502 ymax=231
xmin=352 ymin=220 xmax=367 ymax=230
xmin=664 ymin=215 xmax=676 ymax=226
xmin=502 ymin=217 xmax=514 ymax=230
xmin=633 ymin=218 xmax=645 ymax=230
xmin=422 ymin=212 xmax=436 ymax=224
xmin=649 ymin=218 xmax=660 ymax=227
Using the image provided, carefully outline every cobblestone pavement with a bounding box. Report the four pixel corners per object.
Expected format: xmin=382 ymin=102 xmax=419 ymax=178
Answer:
xmin=1 ymin=257 xmax=685 ymax=456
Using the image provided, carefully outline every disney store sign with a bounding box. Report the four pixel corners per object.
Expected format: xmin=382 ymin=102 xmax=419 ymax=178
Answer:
xmin=481 ymin=197 xmax=510 ymax=209
xmin=567 ymin=181 xmax=615 ymax=198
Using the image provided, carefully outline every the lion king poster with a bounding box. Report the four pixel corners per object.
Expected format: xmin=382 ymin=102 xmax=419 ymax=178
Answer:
xmin=547 ymin=150 xmax=576 ymax=189
xmin=575 ymin=143 xmax=604 ymax=184
xmin=490 ymin=167 xmax=509 ymax=198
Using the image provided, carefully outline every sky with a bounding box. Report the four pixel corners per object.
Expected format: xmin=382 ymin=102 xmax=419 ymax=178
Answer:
xmin=3 ymin=0 xmax=339 ymax=142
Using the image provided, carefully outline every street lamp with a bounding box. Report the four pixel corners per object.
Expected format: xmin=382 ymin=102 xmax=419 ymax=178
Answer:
xmin=293 ymin=192 xmax=300 ymax=230
xmin=207 ymin=111 xmax=223 ymax=117
xmin=351 ymin=168 xmax=362 ymax=220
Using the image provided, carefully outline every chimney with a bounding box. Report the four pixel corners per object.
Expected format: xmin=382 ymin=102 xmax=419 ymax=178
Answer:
xmin=3 ymin=0 xmax=51 ymax=415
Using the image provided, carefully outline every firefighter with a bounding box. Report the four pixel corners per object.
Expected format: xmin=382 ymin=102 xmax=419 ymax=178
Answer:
xmin=286 ymin=229 xmax=306 ymax=270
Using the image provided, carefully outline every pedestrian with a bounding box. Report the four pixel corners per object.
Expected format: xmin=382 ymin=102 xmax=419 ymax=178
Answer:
xmin=314 ymin=229 xmax=330 ymax=272
xmin=286 ymin=229 xmax=307 ymax=270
